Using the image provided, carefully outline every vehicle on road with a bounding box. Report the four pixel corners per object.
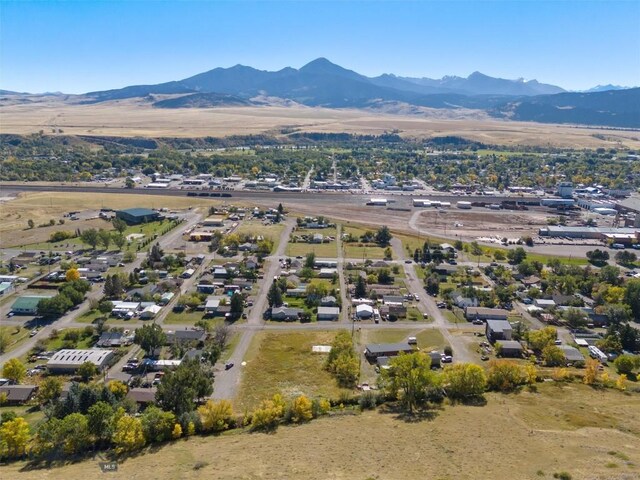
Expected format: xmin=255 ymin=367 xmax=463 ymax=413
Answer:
xmin=225 ymin=362 xmax=234 ymax=370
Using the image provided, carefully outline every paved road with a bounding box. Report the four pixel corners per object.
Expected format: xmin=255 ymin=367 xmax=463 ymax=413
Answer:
xmin=390 ymin=237 xmax=477 ymax=364
xmin=335 ymin=224 xmax=350 ymax=323
xmin=211 ymin=218 xmax=296 ymax=400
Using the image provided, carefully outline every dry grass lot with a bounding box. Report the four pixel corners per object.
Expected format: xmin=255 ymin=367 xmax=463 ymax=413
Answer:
xmin=5 ymin=384 xmax=639 ymax=480
xmin=237 ymin=330 xmax=352 ymax=411
xmin=1 ymin=96 xmax=639 ymax=148
xmin=0 ymin=192 xmax=217 ymax=246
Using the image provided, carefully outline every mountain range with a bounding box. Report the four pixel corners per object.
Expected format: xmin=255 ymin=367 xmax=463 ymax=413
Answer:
xmin=4 ymin=59 xmax=639 ymax=128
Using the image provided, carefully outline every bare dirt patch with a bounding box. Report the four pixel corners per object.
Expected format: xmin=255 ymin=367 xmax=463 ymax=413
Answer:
xmin=415 ymin=209 xmax=550 ymax=241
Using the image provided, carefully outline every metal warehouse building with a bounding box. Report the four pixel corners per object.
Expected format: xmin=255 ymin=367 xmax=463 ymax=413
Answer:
xmin=47 ymin=349 xmax=114 ymax=373
xmin=539 ymin=226 xmax=640 ymax=240
xmin=115 ymin=208 xmax=160 ymax=225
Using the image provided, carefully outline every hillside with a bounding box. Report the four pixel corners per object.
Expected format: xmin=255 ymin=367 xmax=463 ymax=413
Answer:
xmin=4 ymin=384 xmax=639 ymax=480
xmin=76 ymin=58 xmax=640 ymax=127
xmin=502 ymin=88 xmax=640 ymax=127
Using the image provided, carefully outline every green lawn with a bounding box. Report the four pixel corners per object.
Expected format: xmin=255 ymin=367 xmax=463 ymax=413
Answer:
xmin=236 ymin=331 xmax=352 ymax=410
xmin=286 ymin=241 xmax=337 ymax=257
xmin=45 ymin=329 xmax=96 ymax=351
xmin=406 ymin=306 xmax=432 ymax=322
xmin=415 ymin=329 xmax=447 ymax=351
xmin=163 ymin=310 xmax=208 ymax=325
xmin=0 ymin=405 xmax=44 ymax=428
xmin=76 ymin=309 xmax=106 ymax=324
xmin=220 ymin=332 xmax=240 ymax=362
xmin=0 ymin=326 xmax=31 ymax=354
xmin=442 ymin=308 xmax=467 ymax=324
xmin=343 ymin=244 xmax=387 ymax=260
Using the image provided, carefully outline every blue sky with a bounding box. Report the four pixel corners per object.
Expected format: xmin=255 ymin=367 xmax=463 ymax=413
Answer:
xmin=1 ymin=0 xmax=639 ymax=93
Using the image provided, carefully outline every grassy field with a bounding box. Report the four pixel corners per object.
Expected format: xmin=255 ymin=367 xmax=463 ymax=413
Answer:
xmin=0 ymin=325 xmax=31 ymax=354
xmin=286 ymin=240 xmax=337 ymax=257
xmin=233 ymin=220 xmax=285 ymax=252
xmin=286 ymin=228 xmax=338 ymax=258
xmin=163 ymin=310 xmax=208 ymax=325
xmin=0 ymin=405 xmax=44 ymax=428
xmin=236 ymin=330 xmax=352 ymax=410
xmin=340 ymin=225 xmax=399 ymax=260
xmin=6 ymin=383 xmax=638 ymax=479
xmin=395 ymin=231 xmax=589 ymax=266
xmin=2 ymin=97 xmax=638 ymax=148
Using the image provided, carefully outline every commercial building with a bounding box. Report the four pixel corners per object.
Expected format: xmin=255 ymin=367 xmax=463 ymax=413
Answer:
xmin=496 ymin=340 xmax=523 ymax=357
xmin=202 ymin=216 xmax=226 ymax=227
xmin=539 ymin=226 xmax=640 ymax=241
xmin=47 ymin=349 xmax=114 ymax=373
xmin=464 ymin=307 xmax=509 ymax=322
xmin=485 ymin=319 xmax=513 ymax=342
xmin=365 ymin=342 xmax=414 ymax=359
xmin=11 ymin=295 xmax=53 ymax=315
xmin=557 ymin=182 xmax=574 ymax=198
xmin=115 ymin=208 xmax=160 ymax=225
xmin=617 ymin=195 xmax=640 ymax=227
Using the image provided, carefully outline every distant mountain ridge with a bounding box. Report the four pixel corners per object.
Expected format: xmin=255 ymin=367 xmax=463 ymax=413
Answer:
xmin=33 ymin=58 xmax=640 ymax=128
xmin=85 ymin=58 xmax=568 ymax=102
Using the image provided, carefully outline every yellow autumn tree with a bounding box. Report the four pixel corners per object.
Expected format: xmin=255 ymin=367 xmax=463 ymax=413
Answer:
xmin=0 ymin=417 xmax=30 ymax=459
xmin=198 ymin=399 xmax=234 ymax=433
xmin=66 ymin=268 xmax=81 ymax=282
xmin=250 ymin=394 xmax=286 ymax=431
xmin=616 ymin=374 xmax=628 ymax=391
xmin=107 ymin=380 xmax=128 ymax=399
xmin=291 ymin=395 xmax=313 ymax=423
xmin=171 ymin=423 xmax=182 ymax=439
xmin=112 ymin=416 xmax=145 ymax=454
xmin=583 ymin=358 xmax=599 ymax=385
xmin=524 ymin=364 xmax=538 ymax=385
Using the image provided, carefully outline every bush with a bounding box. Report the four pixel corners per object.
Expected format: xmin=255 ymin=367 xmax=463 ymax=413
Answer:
xmin=553 ymin=472 xmax=572 ymax=480
xmin=358 ymin=391 xmax=379 ymax=410
xmin=290 ymin=395 xmax=313 ymax=423
xmin=487 ymin=360 xmax=527 ymax=392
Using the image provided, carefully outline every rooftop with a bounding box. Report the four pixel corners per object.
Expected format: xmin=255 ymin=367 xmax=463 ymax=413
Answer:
xmin=486 ymin=319 xmax=513 ymax=333
xmin=47 ymin=349 xmax=114 ymax=366
xmin=366 ymin=343 xmax=413 ymax=355
xmin=117 ymin=207 xmax=157 ymax=217
xmin=0 ymin=385 xmax=37 ymax=402
xmin=11 ymin=295 xmax=53 ymax=310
